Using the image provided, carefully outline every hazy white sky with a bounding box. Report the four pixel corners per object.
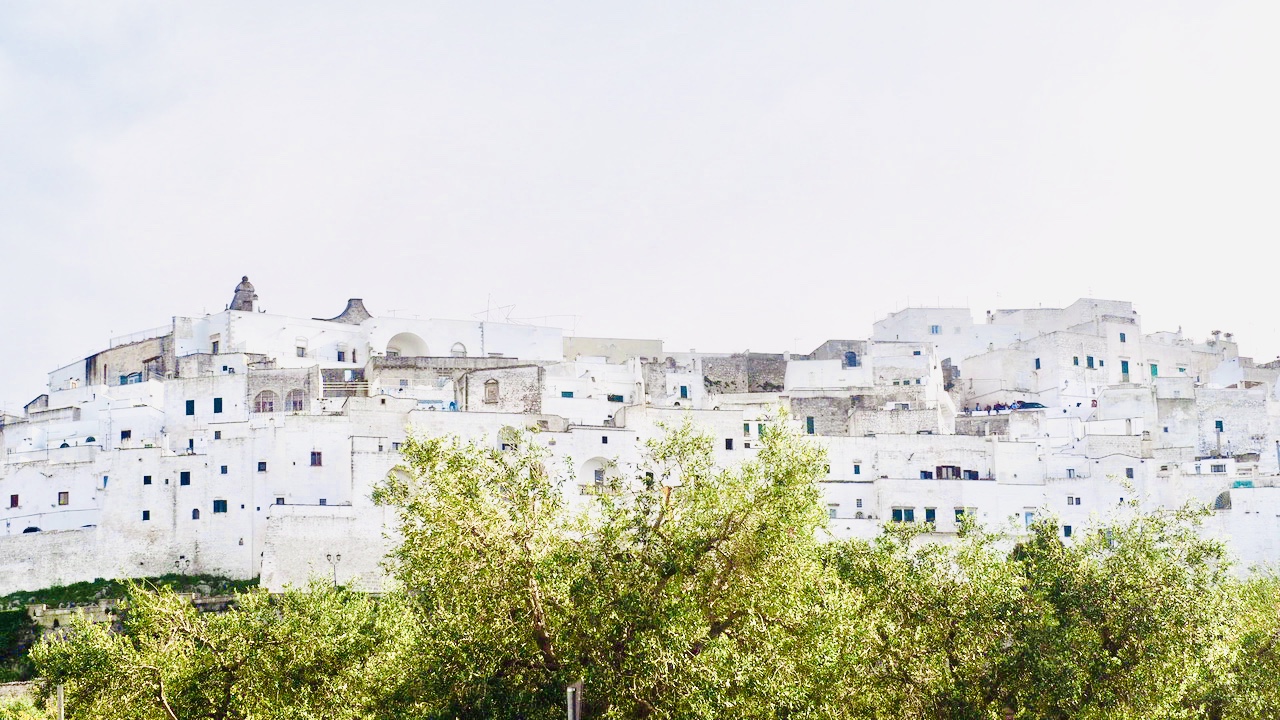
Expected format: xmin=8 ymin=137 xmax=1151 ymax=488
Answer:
xmin=2 ymin=2 xmax=1279 ymax=410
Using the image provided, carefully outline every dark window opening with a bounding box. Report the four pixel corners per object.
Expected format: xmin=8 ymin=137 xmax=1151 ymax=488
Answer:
xmin=185 ymin=400 xmax=195 ymax=415
xmin=310 ymin=451 xmax=322 ymax=466
xmin=180 ymin=471 xmax=191 ymax=486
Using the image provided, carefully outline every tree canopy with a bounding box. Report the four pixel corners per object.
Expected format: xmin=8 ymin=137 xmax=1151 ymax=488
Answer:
xmin=28 ymin=421 xmax=1280 ymax=719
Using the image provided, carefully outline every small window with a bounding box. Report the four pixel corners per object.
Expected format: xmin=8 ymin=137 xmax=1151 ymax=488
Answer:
xmin=853 ymin=464 xmax=861 ymax=475
xmin=287 ymin=389 xmax=307 ymax=412
xmin=483 ymin=379 xmax=499 ymax=404
xmin=220 ymin=466 xmax=228 ymax=475
xmin=143 ymin=475 xmax=152 ymax=485
xmin=1066 ymin=468 xmax=1076 ymax=479
xmin=855 ymin=498 xmax=863 ymax=508
xmin=805 ymin=417 xmax=815 ymax=435
xmin=679 ymin=385 xmax=689 ymax=399
xmin=929 ymin=325 xmax=940 ymax=335
xmin=1214 ymin=419 xmax=1224 ymax=432
xmin=954 ymin=508 xmax=966 ymax=522
xmin=8 ymin=495 xmax=16 ymax=509
xmin=310 ymin=451 xmax=322 ymax=467
xmin=213 ymin=500 xmax=228 ymax=514
xmin=213 ymin=397 xmax=223 ymax=414
xmin=253 ymin=390 xmax=277 ymax=413
xmin=337 ymin=350 xmax=346 ymax=362
xmin=58 ymin=492 xmax=69 ymax=506
xmin=319 ymin=498 xmax=327 ymax=506
xmin=120 ymin=429 xmax=132 ymax=441
xmin=1067 ymin=496 xmax=1075 ymax=506
xmin=192 ymin=509 xmax=200 ymax=520
xmin=1150 ymin=364 xmax=1158 ymax=377
xmin=1099 ymin=360 xmax=1104 ymax=367
xmin=601 ymin=435 xmax=608 ymax=444
xmin=924 ymin=508 xmax=936 ymax=524
xmin=1086 ymin=356 xmax=1095 ymax=369
xmin=912 ymin=350 xmax=922 ymax=356
xmin=391 ymin=442 xmax=402 ymax=452
xmin=1024 ymin=511 xmax=1035 ymax=527
xmin=1125 ymin=467 xmax=1134 ymax=479
xmin=1034 ymin=358 xmax=1041 ymax=370
xmin=1119 ymin=332 xmax=1126 ymax=343
xmin=891 ymin=508 xmax=903 ymax=522
xmin=258 ymin=462 xmax=267 ymax=472
xmin=963 ymin=470 xmax=979 ymax=480
xmin=1212 ymin=464 xmax=1227 ymax=473
xmin=593 ymin=468 xmax=605 ymax=484
xmin=180 ymin=471 xmax=191 ymax=486
xmin=185 ymin=400 xmax=195 ymax=415
xmin=725 ymin=439 xmax=734 ymax=450
xmin=1073 ymin=356 xmax=1079 ymax=366
xmin=1063 ymin=525 xmax=1073 ymax=537
xmin=744 ymin=423 xmax=750 ymax=436
xmin=561 ymin=391 xmax=574 ymax=398
xmin=296 ymin=347 xmax=306 ymax=357
xmin=211 ymin=340 xmax=220 ymax=354
xmin=275 ymin=497 xmax=284 ymax=505
xmin=214 ymin=430 xmax=222 ymax=440
xmin=828 ymin=504 xmax=839 ymax=519
xmin=607 ymin=394 xmax=624 ymax=403
xmin=142 ymin=510 xmax=150 ymax=521
xmin=919 ymin=470 xmax=933 ymax=479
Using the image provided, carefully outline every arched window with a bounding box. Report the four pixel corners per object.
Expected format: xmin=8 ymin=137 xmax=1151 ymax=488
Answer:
xmin=844 ymin=351 xmax=859 ymax=368
xmin=483 ymin=378 xmax=499 ymax=404
xmin=192 ymin=508 xmax=201 ymax=520
xmin=451 ymin=342 xmax=467 ymax=358
xmin=1213 ymin=491 xmax=1232 ymax=510
xmin=286 ymin=389 xmax=307 ymax=412
xmin=253 ymin=390 xmax=278 ymax=413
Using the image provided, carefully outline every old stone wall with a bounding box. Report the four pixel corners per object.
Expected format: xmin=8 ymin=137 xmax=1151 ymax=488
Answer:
xmin=461 ymin=366 xmax=544 ymax=414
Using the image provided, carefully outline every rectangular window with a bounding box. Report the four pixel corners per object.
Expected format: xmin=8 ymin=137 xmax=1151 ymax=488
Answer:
xmin=1067 ymin=496 xmax=1075 ymax=506
xmin=853 ymin=464 xmax=861 ymax=475
xmin=607 ymin=394 xmax=624 ymax=402
xmin=180 ymin=471 xmax=191 ymax=486
xmin=258 ymin=462 xmax=267 ymax=472
xmin=963 ymin=470 xmax=980 ymax=480
xmin=1150 ymin=364 xmax=1158 ymax=377
xmin=828 ymin=504 xmax=839 ymax=519
xmin=319 ymin=498 xmax=327 ymax=506
xmin=593 ymin=468 xmax=605 ymax=484
xmin=213 ymin=499 xmax=228 ymax=514
xmin=903 ymin=508 xmax=915 ymax=522
xmin=805 ymin=417 xmax=815 ymax=435
xmin=214 ymin=430 xmax=222 ymax=440
xmin=120 ymin=429 xmax=132 ymax=441
xmin=139 ymin=510 xmax=150 ymax=521
xmin=7 ymin=495 xmax=16 ymax=509
xmin=1215 ymin=419 xmax=1224 ymax=432
xmin=912 ymin=350 xmax=922 ymax=356
xmin=213 ymin=397 xmax=223 ymax=414
xmin=892 ymin=508 xmax=903 ymax=522
xmin=296 ymin=347 xmax=306 ymax=357
xmin=601 ymin=435 xmax=608 ymax=444
xmin=143 ymin=475 xmax=152 ymax=485
xmin=679 ymin=385 xmax=688 ymax=399
xmin=211 ymin=340 xmax=220 ymax=354
xmin=744 ymin=423 xmax=750 ymax=436
xmin=310 ymin=451 xmax=323 ymax=467
xmin=391 ymin=442 xmax=402 ymax=452
xmin=724 ymin=439 xmax=734 ymax=450
xmin=185 ymin=399 xmax=195 ymax=415
xmin=1212 ymin=464 xmax=1227 ymax=473
xmin=1063 ymin=525 xmax=1072 ymax=537
xmin=1125 ymin=467 xmax=1134 ymax=479
xmin=275 ymin=497 xmax=284 ymax=505
xmin=561 ymin=391 xmax=574 ymax=398
xmin=58 ymin=492 xmax=69 ymax=506
xmin=920 ymin=470 xmax=934 ymax=479
xmin=757 ymin=422 xmax=765 ymax=437
xmin=1073 ymin=356 xmax=1080 ymax=366
xmin=954 ymin=508 xmax=966 ymax=523
xmin=924 ymin=507 xmax=936 ymax=524
xmin=929 ymin=325 xmax=940 ymax=335
xmin=337 ymin=351 xmax=346 ymax=362
xmin=1086 ymin=356 xmax=1094 ymax=369
xmin=1034 ymin=358 xmax=1041 ymax=370
xmin=220 ymin=466 xmax=228 ymax=475
xmin=1066 ymin=468 xmax=1076 ymax=478
xmin=1024 ymin=511 xmax=1035 ymax=527
xmin=1119 ymin=332 xmax=1126 ymax=343
xmin=187 ymin=438 xmax=194 ymax=450
xmin=856 ymin=498 xmax=863 ymax=508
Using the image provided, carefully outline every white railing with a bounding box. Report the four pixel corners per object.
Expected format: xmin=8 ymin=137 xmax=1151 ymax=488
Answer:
xmin=109 ymin=324 xmax=170 ymax=349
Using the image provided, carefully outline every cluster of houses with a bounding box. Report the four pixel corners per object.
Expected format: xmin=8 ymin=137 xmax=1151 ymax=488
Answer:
xmin=0 ymin=277 xmax=1276 ymax=593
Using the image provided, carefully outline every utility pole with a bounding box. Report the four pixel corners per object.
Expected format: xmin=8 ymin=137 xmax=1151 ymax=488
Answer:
xmin=566 ymin=679 xmax=583 ymax=720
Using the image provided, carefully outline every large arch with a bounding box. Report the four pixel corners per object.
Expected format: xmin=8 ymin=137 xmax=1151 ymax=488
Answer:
xmin=386 ymin=332 xmax=429 ymax=358
xmin=253 ymin=390 xmax=278 ymax=413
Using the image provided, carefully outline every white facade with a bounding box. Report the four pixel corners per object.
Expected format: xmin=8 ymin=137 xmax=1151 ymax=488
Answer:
xmin=1 ymin=282 xmax=1279 ymax=594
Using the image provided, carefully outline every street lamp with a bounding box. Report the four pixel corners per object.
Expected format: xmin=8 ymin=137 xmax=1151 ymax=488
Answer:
xmin=325 ymin=553 xmax=341 ymax=587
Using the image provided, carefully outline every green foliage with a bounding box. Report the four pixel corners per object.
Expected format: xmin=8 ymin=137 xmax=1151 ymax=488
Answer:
xmin=31 ymin=582 xmax=389 ymax=720
xmin=0 ymin=696 xmax=51 ymax=720
xmin=25 ymin=421 xmax=1280 ymax=719
xmin=0 ymin=574 xmax=258 ymax=610
xmin=0 ymin=611 xmax=38 ymax=682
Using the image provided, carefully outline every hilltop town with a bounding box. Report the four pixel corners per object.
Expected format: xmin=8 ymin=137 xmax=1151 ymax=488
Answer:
xmin=0 ymin=277 xmax=1276 ymax=594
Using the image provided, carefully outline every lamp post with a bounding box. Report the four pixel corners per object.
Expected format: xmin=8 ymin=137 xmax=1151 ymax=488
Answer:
xmin=325 ymin=553 xmax=341 ymax=587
